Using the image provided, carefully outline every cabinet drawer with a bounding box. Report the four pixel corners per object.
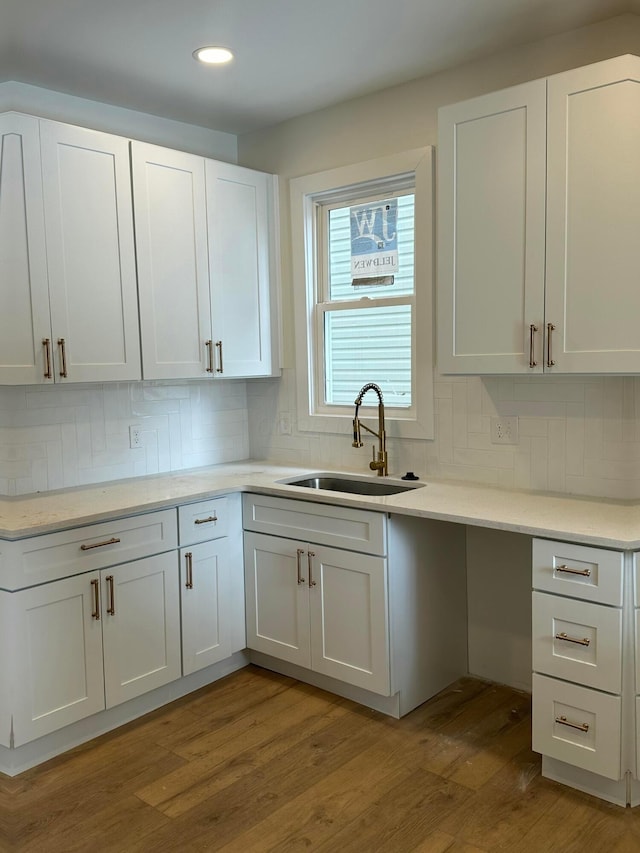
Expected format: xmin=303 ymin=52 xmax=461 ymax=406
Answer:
xmin=243 ymin=494 xmax=386 ymax=556
xmin=532 ymin=592 xmax=622 ymax=694
xmin=179 ymin=497 xmax=228 ymax=545
xmin=532 ymin=673 xmax=621 ymax=781
xmin=3 ymin=509 xmax=178 ymax=590
xmin=532 ymin=539 xmax=623 ymax=606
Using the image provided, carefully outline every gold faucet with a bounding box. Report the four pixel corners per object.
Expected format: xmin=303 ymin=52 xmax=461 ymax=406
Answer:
xmin=352 ymin=382 xmax=387 ymax=476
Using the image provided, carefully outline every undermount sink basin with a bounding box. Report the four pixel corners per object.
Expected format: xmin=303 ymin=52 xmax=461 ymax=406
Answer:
xmin=280 ymin=474 xmax=425 ymax=497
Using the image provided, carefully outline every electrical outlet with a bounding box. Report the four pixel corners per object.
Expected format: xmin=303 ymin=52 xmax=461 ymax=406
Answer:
xmin=278 ymin=412 xmax=292 ymax=435
xmin=129 ymin=425 xmax=142 ymax=448
xmin=490 ymin=416 xmax=519 ymax=445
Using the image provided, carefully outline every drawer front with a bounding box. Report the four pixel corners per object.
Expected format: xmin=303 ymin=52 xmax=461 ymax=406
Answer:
xmin=179 ymin=497 xmax=228 ymax=545
xmin=532 ymin=592 xmax=622 ymax=693
xmin=242 ymin=494 xmax=386 ymax=556
xmin=532 ymin=673 xmax=621 ymax=781
xmin=532 ymin=538 xmax=623 ymax=606
xmin=6 ymin=509 xmax=178 ymax=590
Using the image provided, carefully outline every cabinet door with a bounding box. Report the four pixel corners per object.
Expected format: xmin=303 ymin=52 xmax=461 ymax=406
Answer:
xmin=180 ymin=541 xmax=232 ymax=675
xmin=0 ymin=113 xmax=52 ymax=385
xmin=243 ymin=531 xmax=310 ymax=667
xmin=546 ymin=56 xmax=640 ymax=373
xmin=40 ymin=121 xmax=141 ymax=382
xmin=11 ymin=572 xmax=105 ymax=746
xmin=206 ymin=161 xmax=279 ymax=378
xmin=437 ymin=81 xmax=546 ymax=373
xmin=131 ymin=142 xmax=212 ymax=379
xmin=102 ymin=552 xmax=181 ymax=707
xmin=309 ymin=545 xmax=390 ymax=695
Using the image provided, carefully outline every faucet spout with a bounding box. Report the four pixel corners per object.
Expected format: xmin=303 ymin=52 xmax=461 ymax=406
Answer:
xmin=352 ymin=383 xmax=387 ymax=476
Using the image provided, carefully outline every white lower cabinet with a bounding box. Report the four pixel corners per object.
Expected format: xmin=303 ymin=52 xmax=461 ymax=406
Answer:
xmin=532 ymin=538 xmax=629 ymax=796
xmin=180 ymin=539 xmax=232 ymax=674
xmin=12 ymin=551 xmax=180 ymax=746
xmin=243 ymin=494 xmax=467 ymax=715
xmin=178 ymin=495 xmax=245 ymax=676
xmin=244 ymin=531 xmax=389 ymax=695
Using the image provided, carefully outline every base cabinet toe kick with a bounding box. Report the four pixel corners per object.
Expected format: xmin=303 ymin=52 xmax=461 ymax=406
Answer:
xmin=532 ymin=538 xmax=640 ymax=807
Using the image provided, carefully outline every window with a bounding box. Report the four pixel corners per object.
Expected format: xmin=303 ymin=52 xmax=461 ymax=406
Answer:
xmin=290 ymin=149 xmax=434 ymax=440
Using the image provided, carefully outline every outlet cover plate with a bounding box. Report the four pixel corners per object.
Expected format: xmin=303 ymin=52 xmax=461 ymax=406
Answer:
xmin=490 ymin=416 xmax=519 ymax=445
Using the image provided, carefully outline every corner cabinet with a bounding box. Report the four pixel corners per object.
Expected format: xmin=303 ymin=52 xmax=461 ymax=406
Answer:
xmin=131 ymin=141 xmax=280 ymax=380
xmin=438 ymin=54 xmax=640 ymax=375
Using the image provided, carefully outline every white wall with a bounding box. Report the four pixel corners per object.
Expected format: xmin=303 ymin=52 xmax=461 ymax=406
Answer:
xmin=0 ymin=81 xmax=237 ymax=160
xmin=238 ymin=14 xmax=640 ymax=501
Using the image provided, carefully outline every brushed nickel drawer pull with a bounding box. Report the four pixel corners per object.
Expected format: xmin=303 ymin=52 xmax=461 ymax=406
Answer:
xmin=555 ymin=632 xmax=590 ymax=647
xmin=58 ymin=337 xmax=68 ymax=378
xmin=205 ymin=339 xmax=214 ymax=373
xmin=194 ymin=515 xmax=217 ymax=525
xmin=185 ymin=552 xmax=193 ymax=589
xmin=528 ymin=324 xmax=538 ymax=368
xmin=215 ymin=340 xmax=223 ymax=373
xmin=91 ymin=578 xmax=100 ymax=620
xmin=43 ymin=338 xmax=52 ymax=379
xmin=106 ymin=575 xmax=115 ymax=615
xmin=546 ymin=322 xmax=555 ymax=367
xmin=555 ymin=564 xmax=591 ymax=578
xmin=308 ymin=551 xmax=316 ymax=588
xmin=81 ymin=537 xmax=121 ymax=551
xmin=296 ymin=548 xmax=305 ymax=585
xmin=555 ymin=715 xmax=589 ymax=733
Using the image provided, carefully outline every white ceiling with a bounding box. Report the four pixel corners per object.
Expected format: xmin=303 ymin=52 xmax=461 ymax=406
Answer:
xmin=1 ymin=0 xmax=638 ymax=134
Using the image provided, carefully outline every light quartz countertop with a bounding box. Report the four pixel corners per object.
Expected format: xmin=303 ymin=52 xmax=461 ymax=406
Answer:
xmin=0 ymin=462 xmax=637 ymax=549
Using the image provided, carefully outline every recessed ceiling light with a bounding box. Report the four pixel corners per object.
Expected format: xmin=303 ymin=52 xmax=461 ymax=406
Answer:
xmin=193 ymin=46 xmax=234 ymax=65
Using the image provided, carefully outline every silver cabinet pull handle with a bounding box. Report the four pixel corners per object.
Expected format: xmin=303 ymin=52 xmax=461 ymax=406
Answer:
xmin=91 ymin=578 xmax=100 ymax=620
xmin=215 ymin=340 xmax=223 ymax=373
xmin=81 ymin=537 xmax=121 ymax=551
xmin=106 ymin=575 xmax=115 ymax=615
xmin=205 ymin=339 xmax=214 ymax=373
xmin=555 ymin=632 xmax=590 ymax=647
xmin=555 ymin=715 xmax=589 ymax=733
xmin=556 ymin=564 xmax=591 ymax=578
xmin=185 ymin=552 xmax=193 ymax=589
xmin=296 ymin=548 xmax=305 ymax=585
xmin=546 ymin=323 xmax=555 ymax=367
xmin=194 ymin=515 xmax=217 ymax=525
xmin=43 ymin=338 xmax=52 ymax=379
xmin=58 ymin=337 xmax=68 ymax=377
xmin=528 ymin=324 xmax=538 ymax=368
xmin=308 ymin=551 xmax=316 ymax=588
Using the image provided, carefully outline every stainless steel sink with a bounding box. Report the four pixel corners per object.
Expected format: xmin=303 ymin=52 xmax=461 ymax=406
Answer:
xmin=279 ymin=474 xmax=424 ymax=497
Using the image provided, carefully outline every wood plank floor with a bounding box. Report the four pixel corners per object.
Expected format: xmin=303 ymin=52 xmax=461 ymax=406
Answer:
xmin=4 ymin=665 xmax=640 ymax=852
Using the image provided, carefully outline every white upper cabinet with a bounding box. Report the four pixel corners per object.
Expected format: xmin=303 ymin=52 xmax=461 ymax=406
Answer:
xmin=438 ymin=81 xmax=547 ymax=374
xmin=545 ymin=56 xmax=640 ymax=373
xmin=438 ymin=55 xmax=640 ymax=375
xmin=206 ymin=161 xmax=280 ymax=378
xmin=131 ymin=142 xmax=212 ymax=379
xmin=40 ymin=120 xmax=141 ymax=382
xmin=131 ymin=145 xmax=280 ymax=381
xmin=0 ymin=114 xmax=52 ymax=384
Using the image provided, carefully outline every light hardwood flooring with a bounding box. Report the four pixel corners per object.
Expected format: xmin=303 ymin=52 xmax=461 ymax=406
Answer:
xmin=4 ymin=665 xmax=640 ymax=852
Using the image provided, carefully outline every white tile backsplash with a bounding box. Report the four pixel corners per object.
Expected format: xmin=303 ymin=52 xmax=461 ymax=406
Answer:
xmin=0 ymin=380 xmax=250 ymax=496
xmin=3 ymin=370 xmax=640 ymax=500
xmin=246 ymin=370 xmax=640 ymax=500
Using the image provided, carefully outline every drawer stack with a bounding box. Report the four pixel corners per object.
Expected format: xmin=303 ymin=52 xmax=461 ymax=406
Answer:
xmin=532 ymin=538 xmax=624 ymax=781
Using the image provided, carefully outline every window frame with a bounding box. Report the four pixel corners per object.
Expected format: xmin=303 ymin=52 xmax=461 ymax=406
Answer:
xmin=290 ymin=148 xmax=434 ymax=440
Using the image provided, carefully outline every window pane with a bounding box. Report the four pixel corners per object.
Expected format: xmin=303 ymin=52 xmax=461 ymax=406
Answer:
xmin=324 ymin=304 xmax=412 ymax=407
xmin=328 ymin=194 xmax=415 ymax=301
